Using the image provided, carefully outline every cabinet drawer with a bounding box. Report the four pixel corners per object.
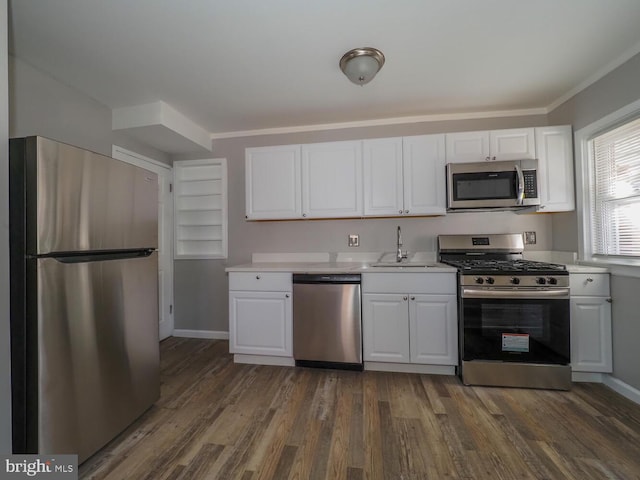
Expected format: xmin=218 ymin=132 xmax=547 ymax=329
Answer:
xmin=570 ymin=273 xmax=610 ymax=296
xmin=229 ymin=272 xmax=292 ymax=291
xmin=362 ymin=273 xmax=456 ymax=294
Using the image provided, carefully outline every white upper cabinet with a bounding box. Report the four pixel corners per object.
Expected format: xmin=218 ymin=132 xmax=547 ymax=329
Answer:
xmin=403 ymin=134 xmax=447 ymax=215
xmin=245 ymin=145 xmax=301 ymax=220
xmin=301 ymin=140 xmax=363 ymax=218
xmin=445 ymin=130 xmax=490 ymax=163
xmin=363 ymin=135 xmax=446 ymax=217
xmin=363 ymin=137 xmax=404 ymax=216
xmin=489 ymin=128 xmax=536 ymax=161
xmin=446 ymin=128 xmax=535 ymax=163
xmin=535 ymin=125 xmax=575 ymax=212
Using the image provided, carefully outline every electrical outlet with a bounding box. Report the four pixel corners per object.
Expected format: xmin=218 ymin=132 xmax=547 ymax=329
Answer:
xmin=348 ymin=234 xmax=360 ymax=247
xmin=524 ymin=231 xmax=537 ymax=245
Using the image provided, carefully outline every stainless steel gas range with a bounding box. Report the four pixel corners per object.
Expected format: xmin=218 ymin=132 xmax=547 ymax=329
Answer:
xmin=438 ymin=233 xmax=571 ymax=390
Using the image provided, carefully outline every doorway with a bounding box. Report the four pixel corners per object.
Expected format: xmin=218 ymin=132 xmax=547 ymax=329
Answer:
xmin=112 ymin=146 xmax=174 ymax=340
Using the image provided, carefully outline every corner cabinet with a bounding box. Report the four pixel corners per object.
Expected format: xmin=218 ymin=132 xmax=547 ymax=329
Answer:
xmin=362 ymin=272 xmax=458 ymax=371
xmin=229 ymin=272 xmax=293 ymax=359
xmin=535 ymin=125 xmax=575 ymax=212
xmin=570 ymin=273 xmax=612 ymax=373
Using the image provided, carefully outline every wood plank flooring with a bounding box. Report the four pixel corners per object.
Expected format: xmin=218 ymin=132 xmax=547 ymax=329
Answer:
xmin=80 ymin=338 xmax=640 ymax=479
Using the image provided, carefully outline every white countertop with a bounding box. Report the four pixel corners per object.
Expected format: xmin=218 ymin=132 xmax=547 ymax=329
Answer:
xmin=225 ymin=261 xmax=457 ymax=274
xmin=226 ymin=251 xmax=608 ymax=275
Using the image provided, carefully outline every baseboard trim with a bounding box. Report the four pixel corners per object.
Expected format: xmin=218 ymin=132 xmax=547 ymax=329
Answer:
xmin=572 ymin=372 xmax=606 ymax=383
xmin=172 ymin=329 xmax=229 ymax=340
xmin=603 ymin=375 xmax=640 ymax=406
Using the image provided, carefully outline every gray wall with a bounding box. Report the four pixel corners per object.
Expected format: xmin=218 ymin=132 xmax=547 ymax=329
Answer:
xmin=9 ymin=56 xmax=170 ymax=162
xmin=549 ymin=51 xmax=640 ymax=391
xmin=175 ymin=115 xmax=553 ymax=332
xmin=1 ymin=0 xmax=12 ymax=453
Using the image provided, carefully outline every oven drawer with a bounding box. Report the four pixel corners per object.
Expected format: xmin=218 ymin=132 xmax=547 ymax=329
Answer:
xmin=570 ymin=273 xmax=609 ymax=297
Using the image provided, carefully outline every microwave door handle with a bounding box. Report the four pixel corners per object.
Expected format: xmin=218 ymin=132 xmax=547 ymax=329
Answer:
xmin=515 ymin=164 xmax=525 ymax=205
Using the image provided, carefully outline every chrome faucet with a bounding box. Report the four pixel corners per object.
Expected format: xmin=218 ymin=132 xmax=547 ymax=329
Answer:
xmin=396 ymin=226 xmax=408 ymax=263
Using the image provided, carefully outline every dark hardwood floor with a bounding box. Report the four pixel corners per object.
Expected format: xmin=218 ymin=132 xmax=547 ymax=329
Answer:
xmin=80 ymin=337 xmax=640 ymax=479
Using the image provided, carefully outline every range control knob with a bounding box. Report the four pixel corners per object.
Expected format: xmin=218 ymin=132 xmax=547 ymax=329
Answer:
xmin=536 ymin=277 xmax=547 ymax=285
xmin=485 ymin=277 xmax=495 ymax=285
xmin=510 ymin=277 xmax=520 ymax=285
xmin=547 ymin=277 xmax=558 ymax=285
xmin=474 ymin=277 xmax=484 ymax=285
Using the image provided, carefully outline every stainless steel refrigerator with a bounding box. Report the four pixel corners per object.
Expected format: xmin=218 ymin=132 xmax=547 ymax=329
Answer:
xmin=9 ymin=136 xmax=160 ymax=463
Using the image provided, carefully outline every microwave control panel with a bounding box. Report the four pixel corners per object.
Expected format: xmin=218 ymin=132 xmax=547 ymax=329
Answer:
xmin=523 ymin=171 xmax=538 ymax=198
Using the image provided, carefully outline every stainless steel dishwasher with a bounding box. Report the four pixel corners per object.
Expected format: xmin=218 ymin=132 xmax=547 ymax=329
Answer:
xmin=292 ymin=273 xmax=362 ymax=370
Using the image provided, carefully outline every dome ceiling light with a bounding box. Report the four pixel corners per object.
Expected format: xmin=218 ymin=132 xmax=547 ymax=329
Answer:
xmin=339 ymin=47 xmax=385 ymax=86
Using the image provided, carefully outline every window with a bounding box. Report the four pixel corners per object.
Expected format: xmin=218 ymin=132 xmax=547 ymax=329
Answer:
xmin=589 ymin=117 xmax=640 ymax=258
xmin=173 ymin=158 xmax=228 ymax=259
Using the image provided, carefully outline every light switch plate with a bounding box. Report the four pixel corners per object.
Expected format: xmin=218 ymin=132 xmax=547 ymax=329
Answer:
xmin=348 ymin=234 xmax=360 ymax=247
xmin=524 ymin=231 xmax=537 ymax=245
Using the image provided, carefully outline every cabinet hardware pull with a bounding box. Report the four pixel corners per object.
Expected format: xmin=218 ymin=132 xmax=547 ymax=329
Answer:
xmin=256 ymin=275 xmax=261 ymax=280
xmin=302 ymin=213 xmax=307 ymax=217
xmin=606 ymin=298 xmax=612 ymax=303
xmin=586 ymin=278 xmax=594 ymax=283
xmin=399 ymin=210 xmax=403 ymax=214
xmin=410 ymin=296 xmax=415 ymax=300
xmin=285 ymin=293 xmax=290 ymax=298
xmin=404 ymin=210 xmax=409 ymax=214
xmin=403 ymin=296 xmax=408 ymax=301
xmin=485 ymin=156 xmax=490 ymax=161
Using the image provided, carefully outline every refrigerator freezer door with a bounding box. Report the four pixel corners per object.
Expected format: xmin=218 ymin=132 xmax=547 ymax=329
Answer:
xmin=32 ymin=137 xmax=158 ymax=254
xmin=34 ymin=252 xmax=159 ymax=463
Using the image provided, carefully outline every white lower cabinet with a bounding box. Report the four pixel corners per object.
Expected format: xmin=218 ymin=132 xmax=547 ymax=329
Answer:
xmin=570 ymin=273 xmax=612 ymax=373
xmin=362 ymin=294 xmax=411 ymax=362
xmin=362 ymin=273 xmax=458 ymax=368
xmin=229 ymin=273 xmax=292 ymax=358
xmin=409 ymin=294 xmax=457 ymax=365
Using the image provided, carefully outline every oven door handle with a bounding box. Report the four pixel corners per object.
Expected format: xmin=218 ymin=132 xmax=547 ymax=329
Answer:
xmin=515 ymin=164 xmax=525 ymax=205
xmin=461 ymin=287 xmax=570 ymax=299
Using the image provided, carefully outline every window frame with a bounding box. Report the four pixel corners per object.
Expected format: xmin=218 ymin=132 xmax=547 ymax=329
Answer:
xmin=575 ymin=97 xmax=640 ymax=275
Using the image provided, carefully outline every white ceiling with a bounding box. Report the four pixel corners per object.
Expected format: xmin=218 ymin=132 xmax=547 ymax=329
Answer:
xmin=9 ymin=0 xmax=640 ymax=146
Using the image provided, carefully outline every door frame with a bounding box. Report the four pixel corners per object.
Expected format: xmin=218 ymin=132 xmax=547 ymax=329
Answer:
xmin=112 ymin=145 xmax=174 ymax=340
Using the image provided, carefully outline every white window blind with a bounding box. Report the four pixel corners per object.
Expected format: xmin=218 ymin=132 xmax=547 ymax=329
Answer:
xmin=590 ymin=117 xmax=640 ymax=257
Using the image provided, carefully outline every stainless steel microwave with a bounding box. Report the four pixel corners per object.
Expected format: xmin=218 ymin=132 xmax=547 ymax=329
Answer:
xmin=446 ymin=159 xmax=540 ymax=210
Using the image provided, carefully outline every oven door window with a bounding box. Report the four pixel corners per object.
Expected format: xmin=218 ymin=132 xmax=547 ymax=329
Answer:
xmin=461 ymin=298 xmax=570 ymax=364
xmin=453 ymin=171 xmax=517 ymax=201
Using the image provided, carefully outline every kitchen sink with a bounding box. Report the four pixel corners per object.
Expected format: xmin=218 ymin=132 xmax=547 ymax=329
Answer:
xmin=371 ymin=261 xmax=437 ymax=268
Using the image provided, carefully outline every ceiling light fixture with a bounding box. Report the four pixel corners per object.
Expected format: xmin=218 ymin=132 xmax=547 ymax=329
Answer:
xmin=339 ymin=47 xmax=385 ymax=86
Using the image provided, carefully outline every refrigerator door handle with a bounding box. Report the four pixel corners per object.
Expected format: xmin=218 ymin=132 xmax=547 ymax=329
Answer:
xmin=40 ymin=248 xmax=155 ymax=264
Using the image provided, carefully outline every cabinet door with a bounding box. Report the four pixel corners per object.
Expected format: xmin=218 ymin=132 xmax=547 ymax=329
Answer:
xmin=445 ymin=131 xmax=490 ymax=164
xmin=570 ymin=297 xmax=612 ymax=372
xmin=229 ymin=291 xmax=292 ymax=357
xmin=535 ymin=126 xmax=575 ymax=212
xmin=409 ymin=294 xmax=457 ymax=365
xmin=301 ymin=141 xmax=363 ymax=218
xmin=489 ymin=128 xmax=535 ymax=161
xmin=245 ymin=145 xmax=302 ymax=220
xmin=363 ymin=137 xmax=404 ymax=216
xmin=362 ymin=294 xmax=410 ymax=362
xmin=403 ymin=134 xmax=446 ymax=215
